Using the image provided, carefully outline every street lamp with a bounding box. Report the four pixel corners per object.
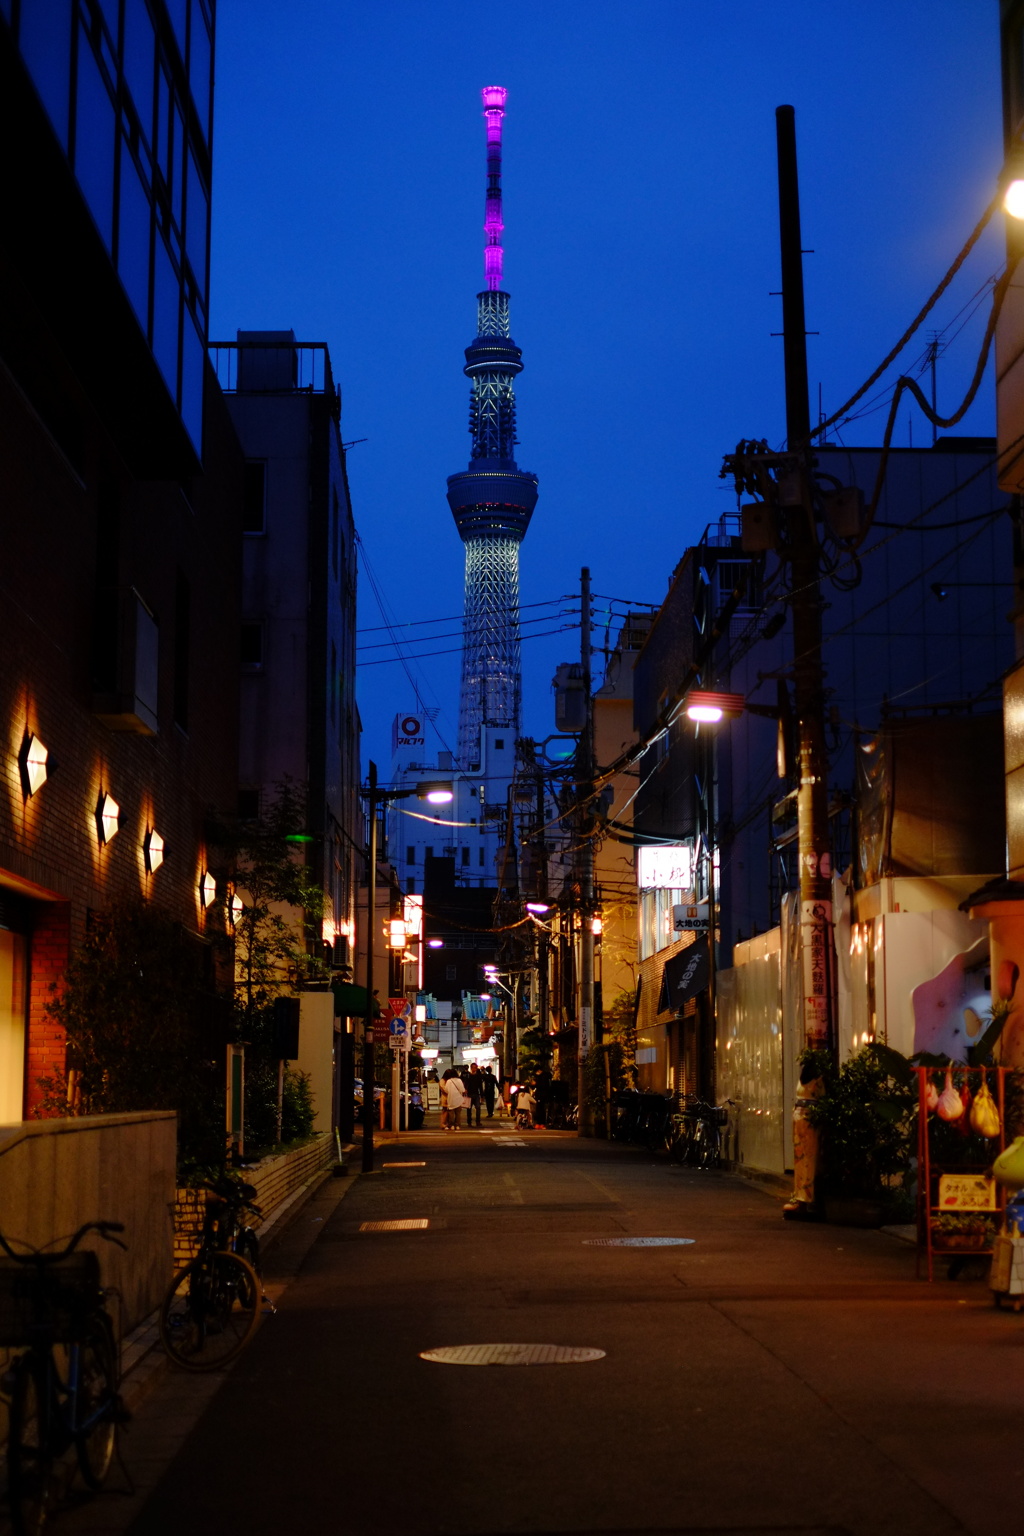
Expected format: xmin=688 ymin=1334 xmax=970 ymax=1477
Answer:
xmin=360 ymin=764 xmax=453 ymax=1172
xmin=1005 ymin=176 xmax=1024 ymax=220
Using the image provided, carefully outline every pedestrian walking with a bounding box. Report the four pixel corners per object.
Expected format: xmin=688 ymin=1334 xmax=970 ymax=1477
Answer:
xmin=464 ymin=1062 xmax=485 ymax=1127
xmin=443 ymin=1071 xmax=467 ymax=1131
xmin=482 ymin=1066 xmax=498 ymax=1118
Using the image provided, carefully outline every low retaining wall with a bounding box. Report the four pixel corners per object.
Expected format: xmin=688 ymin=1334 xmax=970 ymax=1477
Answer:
xmin=172 ymin=1132 xmax=335 ymax=1267
xmin=0 ymin=1111 xmax=177 ymax=1338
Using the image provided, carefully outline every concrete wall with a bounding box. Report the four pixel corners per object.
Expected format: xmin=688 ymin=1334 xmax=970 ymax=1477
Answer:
xmin=0 ymin=1111 xmax=177 ymax=1339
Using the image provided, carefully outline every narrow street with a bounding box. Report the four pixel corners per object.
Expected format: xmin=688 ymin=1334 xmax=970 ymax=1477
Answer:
xmin=60 ymin=1131 xmax=1024 ymax=1536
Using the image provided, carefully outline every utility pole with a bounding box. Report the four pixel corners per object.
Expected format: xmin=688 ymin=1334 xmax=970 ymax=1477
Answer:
xmin=535 ymin=764 xmax=550 ymax=1053
xmin=776 ymin=104 xmax=836 ymax=1214
xmin=361 ymin=761 xmax=379 ymax=1173
xmin=578 ymin=566 xmax=595 ymax=1136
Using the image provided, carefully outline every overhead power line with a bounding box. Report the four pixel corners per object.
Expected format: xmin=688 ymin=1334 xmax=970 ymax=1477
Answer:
xmin=356 ymin=623 xmax=577 ymax=668
xmin=356 ymin=594 xmax=576 ymax=635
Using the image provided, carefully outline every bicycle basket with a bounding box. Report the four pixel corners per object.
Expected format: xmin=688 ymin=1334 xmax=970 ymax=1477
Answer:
xmin=0 ymin=1251 xmax=102 ymax=1345
xmin=713 ymin=1105 xmax=730 ymax=1126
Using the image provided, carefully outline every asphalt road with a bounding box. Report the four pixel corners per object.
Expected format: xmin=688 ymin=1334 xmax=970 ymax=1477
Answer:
xmin=50 ymin=1129 xmax=1024 ymax=1536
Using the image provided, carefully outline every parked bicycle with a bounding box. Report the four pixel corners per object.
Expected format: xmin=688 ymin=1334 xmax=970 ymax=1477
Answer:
xmin=1 ymin=1220 xmax=129 ymax=1536
xmin=668 ymin=1098 xmax=734 ymax=1169
xmin=158 ymin=1178 xmax=267 ymax=1372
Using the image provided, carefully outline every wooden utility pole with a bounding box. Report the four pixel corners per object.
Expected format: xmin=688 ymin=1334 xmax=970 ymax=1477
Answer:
xmin=775 ymin=105 xmax=835 ymax=1217
xmin=578 ymin=566 xmax=595 ymax=1135
xmin=361 ymin=761 xmax=379 ymax=1173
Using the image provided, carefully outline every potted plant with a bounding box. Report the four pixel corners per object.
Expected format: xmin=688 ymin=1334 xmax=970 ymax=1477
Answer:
xmin=931 ymin=1212 xmax=998 ymax=1252
xmin=803 ymin=1043 xmax=916 ymax=1226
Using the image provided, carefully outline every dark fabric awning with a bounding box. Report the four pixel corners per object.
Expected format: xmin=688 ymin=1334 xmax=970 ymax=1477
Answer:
xmin=658 ymin=938 xmax=709 ymax=1014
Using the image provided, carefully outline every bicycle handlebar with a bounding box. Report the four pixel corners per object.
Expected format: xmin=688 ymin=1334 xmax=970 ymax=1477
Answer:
xmin=0 ymin=1220 xmax=127 ymax=1263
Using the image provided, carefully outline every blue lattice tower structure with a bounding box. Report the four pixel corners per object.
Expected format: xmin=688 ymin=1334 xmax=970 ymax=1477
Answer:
xmin=447 ymin=86 xmax=538 ymax=772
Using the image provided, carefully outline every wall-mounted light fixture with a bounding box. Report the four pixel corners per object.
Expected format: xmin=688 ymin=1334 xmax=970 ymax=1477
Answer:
xmin=229 ymin=892 xmax=244 ymax=926
xmin=96 ymin=792 xmax=120 ymax=844
xmin=199 ymin=870 xmax=217 ymax=907
xmin=143 ymin=829 xmax=165 ymax=873
xmin=427 ymin=938 xmax=444 ymax=949
xmin=18 ymin=734 xmax=48 ymax=797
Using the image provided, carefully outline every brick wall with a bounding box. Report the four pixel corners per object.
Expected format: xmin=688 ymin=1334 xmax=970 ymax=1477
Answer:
xmin=24 ymin=902 xmax=70 ymax=1116
xmin=172 ymin=1133 xmax=335 ymax=1267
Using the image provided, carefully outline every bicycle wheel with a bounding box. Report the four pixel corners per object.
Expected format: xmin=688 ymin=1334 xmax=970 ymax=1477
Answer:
xmin=8 ymin=1356 xmax=55 ymax=1536
xmin=235 ymin=1232 xmax=261 ymax=1310
xmin=75 ymin=1319 xmax=118 ymax=1489
xmin=159 ymin=1251 xmax=260 ymax=1371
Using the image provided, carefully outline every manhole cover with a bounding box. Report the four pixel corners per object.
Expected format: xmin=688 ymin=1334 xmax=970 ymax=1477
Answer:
xmin=420 ymin=1343 xmax=605 ymax=1366
xmin=360 ymin=1219 xmax=429 ymax=1231
xmin=582 ymin=1237 xmax=695 ymax=1247
xmin=383 ymin=1162 xmax=426 ymax=1168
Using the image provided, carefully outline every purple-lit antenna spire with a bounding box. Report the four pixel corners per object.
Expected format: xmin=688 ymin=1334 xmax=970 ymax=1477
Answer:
xmin=482 ymin=86 xmax=507 ymax=290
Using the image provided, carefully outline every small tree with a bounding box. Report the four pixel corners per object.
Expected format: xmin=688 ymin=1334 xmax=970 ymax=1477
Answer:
xmin=214 ymin=782 xmax=329 ymax=1153
xmin=804 ymin=1043 xmax=916 ymax=1208
xmin=225 ymin=781 xmax=329 ymax=1029
xmin=602 ymin=988 xmax=639 ymax=1086
xmin=41 ymin=900 xmax=225 ymax=1168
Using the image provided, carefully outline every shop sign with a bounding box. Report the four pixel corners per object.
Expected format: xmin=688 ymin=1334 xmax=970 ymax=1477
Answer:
xmin=938 ymin=1174 xmax=996 ymax=1210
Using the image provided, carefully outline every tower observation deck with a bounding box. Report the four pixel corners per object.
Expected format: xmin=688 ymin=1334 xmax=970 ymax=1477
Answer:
xmin=447 ymin=86 xmax=538 ymax=771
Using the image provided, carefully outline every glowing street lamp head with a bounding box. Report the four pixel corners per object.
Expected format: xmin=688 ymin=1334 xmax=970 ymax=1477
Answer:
xmin=683 ymin=690 xmax=745 ymax=724
xmin=1005 ymin=178 xmax=1024 ymax=220
xmin=416 ymin=780 xmax=454 ymax=805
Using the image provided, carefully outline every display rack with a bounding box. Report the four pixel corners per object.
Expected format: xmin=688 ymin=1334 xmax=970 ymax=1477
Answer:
xmin=916 ymin=1065 xmax=1009 ymax=1282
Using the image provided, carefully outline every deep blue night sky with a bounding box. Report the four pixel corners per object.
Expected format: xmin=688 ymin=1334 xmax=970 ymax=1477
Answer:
xmin=208 ymin=2 xmax=1004 ymax=772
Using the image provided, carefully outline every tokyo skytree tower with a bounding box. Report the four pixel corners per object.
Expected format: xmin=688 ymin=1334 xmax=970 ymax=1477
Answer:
xmin=446 ymin=86 xmax=538 ymax=771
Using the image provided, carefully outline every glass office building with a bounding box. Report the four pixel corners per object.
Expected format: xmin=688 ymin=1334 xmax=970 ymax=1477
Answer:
xmin=2 ymin=0 xmax=212 ymax=456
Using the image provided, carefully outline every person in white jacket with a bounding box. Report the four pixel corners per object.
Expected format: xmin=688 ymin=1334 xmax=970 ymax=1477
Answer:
xmin=443 ymin=1072 xmax=467 ymax=1131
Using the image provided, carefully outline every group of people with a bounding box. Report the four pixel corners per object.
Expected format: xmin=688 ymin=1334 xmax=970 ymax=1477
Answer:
xmin=438 ymin=1062 xmax=501 ymax=1131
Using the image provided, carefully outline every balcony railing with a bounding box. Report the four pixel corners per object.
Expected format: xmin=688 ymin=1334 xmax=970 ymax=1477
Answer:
xmin=208 ymin=340 xmax=340 ymax=417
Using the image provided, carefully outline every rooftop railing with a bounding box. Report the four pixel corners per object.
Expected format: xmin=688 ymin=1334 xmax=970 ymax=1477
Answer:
xmin=208 ymin=340 xmax=340 ymax=417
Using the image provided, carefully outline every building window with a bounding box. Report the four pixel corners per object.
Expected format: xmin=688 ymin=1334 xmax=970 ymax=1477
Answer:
xmin=240 ymin=622 xmax=263 ymax=667
xmin=424 ymin=846 xmax=433 ymax=861
xmin=479 ymin=848 xmax=485 ymax=866
xmin=445 ymin=965 xmax=457 ymax=981
xmin=117 ymin=141 xmax=152 ymax=331
xmin=331 ymin=487 xmax=339 ymax=579
xmin=74 ymin=28 xmax=117 ymax=252
xmin=495 ymin=738 xmax=504 ymax=749
xmin=461 ymin=847 xmax=470 ymax=865
xmin=407 ymin=848 xmax=416 ymax=865
xmin=330 ymin=642 xmax=337 ymax=727
xmin=406 ymin=877 xmax=415 ymax=894
xmin=242 ymin=462 xmax=266 ymax=533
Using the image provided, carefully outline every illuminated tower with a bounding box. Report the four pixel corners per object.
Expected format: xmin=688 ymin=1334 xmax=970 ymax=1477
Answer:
xmin=447 ymin=86 xmax=538 ymax=772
